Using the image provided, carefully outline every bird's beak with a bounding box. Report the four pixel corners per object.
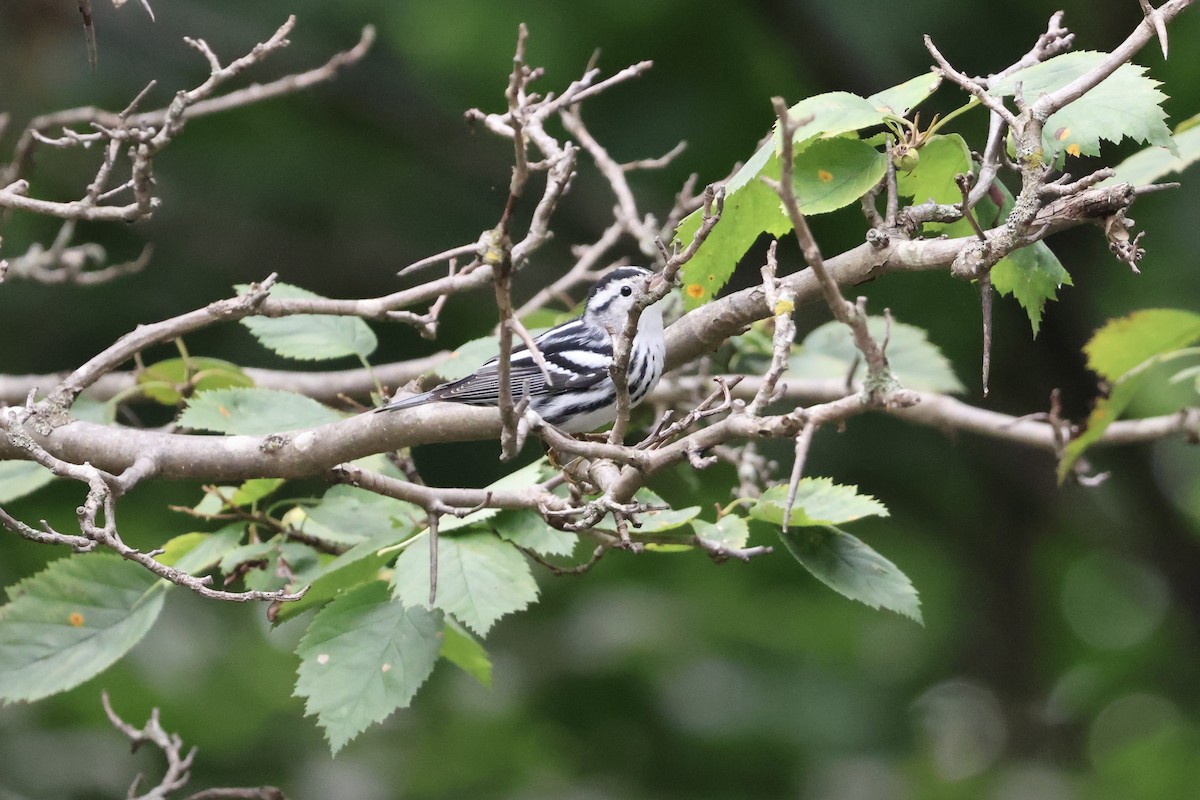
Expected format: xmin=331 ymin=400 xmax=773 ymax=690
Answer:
xmin=647 ymin=270 xmax=669 ymax=293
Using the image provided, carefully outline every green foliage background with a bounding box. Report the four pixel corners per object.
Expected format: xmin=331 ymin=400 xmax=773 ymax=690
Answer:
xmin=2 ymin=1 xmax=1199 ymax=797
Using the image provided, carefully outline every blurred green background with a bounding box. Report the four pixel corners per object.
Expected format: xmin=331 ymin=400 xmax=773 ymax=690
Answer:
xmin=2 ymin=1 xmax=1199 ymax=798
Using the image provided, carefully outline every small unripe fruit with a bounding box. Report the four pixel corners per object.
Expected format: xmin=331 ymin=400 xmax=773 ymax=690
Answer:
xmin=892 ymin=142 xmax=920 ymax=171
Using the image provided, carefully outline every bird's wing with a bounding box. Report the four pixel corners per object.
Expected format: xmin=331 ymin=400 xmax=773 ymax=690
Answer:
xmin=429 ymin=319 xmax=613 ymax=404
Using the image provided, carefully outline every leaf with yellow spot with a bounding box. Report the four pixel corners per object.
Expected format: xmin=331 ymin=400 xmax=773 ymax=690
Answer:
xmin=991 ymin=51 xmax=1174 ymax=157
xmin=0 ymin=554 xmax=165 ymax=704
xmin=790 ymin=137 xmax=888 ymax=215
xmin=675 ymin=76 xmax=941 ymax=310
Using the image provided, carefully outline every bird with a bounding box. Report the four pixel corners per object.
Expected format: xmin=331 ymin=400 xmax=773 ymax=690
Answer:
xmin=379 ymin=266 xmax=668 ymax=433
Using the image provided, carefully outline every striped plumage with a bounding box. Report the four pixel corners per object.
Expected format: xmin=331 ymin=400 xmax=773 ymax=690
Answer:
xmin=379 ymin=267 xmax=667 ymax=433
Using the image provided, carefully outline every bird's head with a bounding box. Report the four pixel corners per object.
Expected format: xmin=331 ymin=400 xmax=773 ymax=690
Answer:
xmin=583 ymin=266 xmax=667 ymax=335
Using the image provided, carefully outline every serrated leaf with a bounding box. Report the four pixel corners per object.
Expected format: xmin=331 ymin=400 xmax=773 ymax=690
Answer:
xmin=596 ymin=488 xmax=701 ymax=534
xmin=0 ymin=461 xmax=55 ymax=504
xmin=677 ymin=158 xmax=793 ymax=309
xmin=154 ymin=524 xmax=245 ymax=574
xmin=778 ymin=525 xmax=921 ymax=623
xmin=868 ymin=72 xmax=943 ymax=118
xmin=896 ymin=134 xmax=972 ymax=203
xmin=778 ymin=91 xmax=889 ymax=151
xmin=676 ymin=90 xmax=891 ymax=310
xmin=1103 ymin=116 xmax=1200 ymax=187
xmin=492 ymin=509 xmax=578 ymax=556
xmin=392 ymin=532 xmax=538 ymax=636
xmin=991 ymin=51 xmax=1174 ymax=158
xmin=437 ymin=458 xmax=549 ymax=535
xmin=179 ymin=387 xmax=343 ymax=435
xmin=1059 ymin=310 xmax=1200 ymax=482
xmin=750 ymin=478 xmax=888 ymax=528
xmin=439 ymin=618 xmax=492 ymax=687
xmin=294 ymin=582 xmax=441 ymax=754
xmin=0 ymin=554 xmax=165 ymax=704
xmin=938 ymin=179 xmax=1069 ymax=335
xmin=787 ymin=317 xmax=964 ymax=393
xmin=137 ymin=357 xmax=254 ymax=405
xmin=302 ymin=485 xmax=421 ymax=546
xmin=1059 ymin=348 xmax=1200 ymax=483
xmin=791 ymin=136 xmax=888 ymax=215
xmin=272 ymin=530 xmax=403 ymax=625
xmin=240 ymin=282 xmax=378 ymax=362
xmin=1083 ymin=309 xmax=1200 ymax=381
xmin=692 ymin=515 xmax=750 ymax=550
xmin=990 ymin=240 xmax=1072 ymax=336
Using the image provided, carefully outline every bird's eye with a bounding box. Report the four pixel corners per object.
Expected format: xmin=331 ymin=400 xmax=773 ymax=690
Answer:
xmin=620 ymin=285 xmax=633 ymax=297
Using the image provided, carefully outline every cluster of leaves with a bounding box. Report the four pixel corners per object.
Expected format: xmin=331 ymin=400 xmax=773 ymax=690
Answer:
xmin=0 ymin=285 xmax=937 ymax=752
xmin=1060 ymin=308 xmax=1200 ymax=482
xmin=2 ymin=42 xmax=1198 ymax=754
xmin=675 ymin=51 xmax=1178 ymax=334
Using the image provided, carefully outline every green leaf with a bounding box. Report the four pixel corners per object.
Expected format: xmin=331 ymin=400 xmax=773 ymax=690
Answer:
xmin=990 ymin=51 xmax=1174 ymax=158
xmin=778 ymin=91 xmax=889 ymax=151
xmin=0 ymin=554 xmax=165 ymax=704
xmin=867 ymin=72 xmax=943 ymax=118
xmin=750 ymin=478 xmax=888 ymax=528
xmin=218 ymin=539 xmax=279 ymax=573
xmin=430 ymin=331 xmax=545 ymax=382
xmin=1059 ymin=349 xmax=1199 ymax=483
xmin=1059 ymin=310 xmax=1200 ymax=482
xmin=179 ymin=387 xmax=343 ymax=435
xmin=692 ymin=515 xmax=750 ymax=550
xmin=778 ymin=525 xmax=922 ymax=623
xmin=71 ymin=394 xmax=117 ymax=424
xmin=228 ymin=478 xmax=286 ymax=508
xmin=787 ymin=317 xmax=964 ymax=393
xmin=676 ymin=89 xmax=894 ymax=310
xmin=944 ymin=179 xmax=1070 ymax=335
xmin=301 ymin=485 xmax=421 ymax=547
xmin=434 ymin=334 xmax=500 ymax=381
xmin=1099 ymin=113 xmax=1200 ymax=188
xmin=435 ymin=457 xmax=549 ymax=535
xmin=790 ymin=136 xmax=888 ymax=215
xmin=596 ymin=488 xmax=701 ymax=534
xmin=240 ymin=282 xmax=378 ymax=362
xmin=0 ymin=461 xmax=55 ymax=504
xmin=392 ymin=531 xmax=538 ymax=636
xmin=895 ymin=134 xmax=972 ymax=204
xmin=677 ymin=156 xmax=793 ymax=309
xmin=137 ymin=357 xmax=254 ymax=405
xmin=272 ymin=531 xmax=402 ymax=625
xmin=154 ymin=525 xmax=245 ymax=574
xmin=439 ymin=618 xmax=492 ymax=687
xmin=294 ymin=582 xmax=441 ymax=754
xmin=990 ymin=240 xmax=1072 ymax=336
xmin=1103 ymin=115 xmax=1200 ymax=187
xmin=1083 ymin=309 xmax=1200 ymax=381
xmin=492 ymin=509 xmax=578 ymax=556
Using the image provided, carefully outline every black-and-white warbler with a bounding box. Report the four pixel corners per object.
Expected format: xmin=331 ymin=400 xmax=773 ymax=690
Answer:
xmin=380 ymin=266 xmax=668 ymax=432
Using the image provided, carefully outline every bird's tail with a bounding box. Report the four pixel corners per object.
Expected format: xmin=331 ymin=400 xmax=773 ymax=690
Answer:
xmin=377 ymin=391 xmax=433 ymax=413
